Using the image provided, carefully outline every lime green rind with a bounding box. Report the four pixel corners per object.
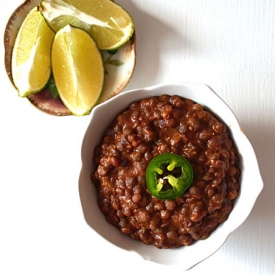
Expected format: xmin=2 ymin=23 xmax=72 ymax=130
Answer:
xmin=11 ymin=7 xmax=54 ymax=98
xmin=39 ymin=0 xmax=135 ymax=51
xmin=51 ymin=25 xmax=105 ymax=116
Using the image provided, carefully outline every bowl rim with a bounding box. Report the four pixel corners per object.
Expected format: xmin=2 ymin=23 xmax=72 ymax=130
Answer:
xmin=79 ymin=82 xmax=264 ymax=270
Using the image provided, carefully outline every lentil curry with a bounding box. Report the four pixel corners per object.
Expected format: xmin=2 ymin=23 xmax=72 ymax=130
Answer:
xmin=91 ymin=94 xmax=240 ymax=249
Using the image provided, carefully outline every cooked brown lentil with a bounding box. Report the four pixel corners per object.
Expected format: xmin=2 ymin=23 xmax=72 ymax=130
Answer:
xmin=91 ymin=94 xmax=240 ymax=249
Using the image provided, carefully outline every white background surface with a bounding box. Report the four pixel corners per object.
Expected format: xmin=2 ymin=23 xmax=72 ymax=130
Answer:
xmin=0 ymin=0 xmax=274 ymax=274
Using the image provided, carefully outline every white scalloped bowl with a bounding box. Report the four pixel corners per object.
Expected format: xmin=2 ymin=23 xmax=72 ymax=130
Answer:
xmin=79 ymin=82 xmax=263 ymax=270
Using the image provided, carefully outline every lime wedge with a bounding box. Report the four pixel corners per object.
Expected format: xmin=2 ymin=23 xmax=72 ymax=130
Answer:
xmin=51 ymin=25 xmax=104 ymax=116
xmin=11 ymin=7 xmax=54 ymax=97
xmin=39 ymin=0 xmax=135 ymax=50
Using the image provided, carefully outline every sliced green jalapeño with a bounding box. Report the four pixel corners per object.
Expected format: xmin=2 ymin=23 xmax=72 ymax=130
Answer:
xmin=146 ymin=153 xmax=193 ymax=200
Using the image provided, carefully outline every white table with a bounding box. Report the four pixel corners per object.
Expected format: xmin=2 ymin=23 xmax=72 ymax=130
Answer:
xmin=1 ymin=0 xmax=274 ymax=274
